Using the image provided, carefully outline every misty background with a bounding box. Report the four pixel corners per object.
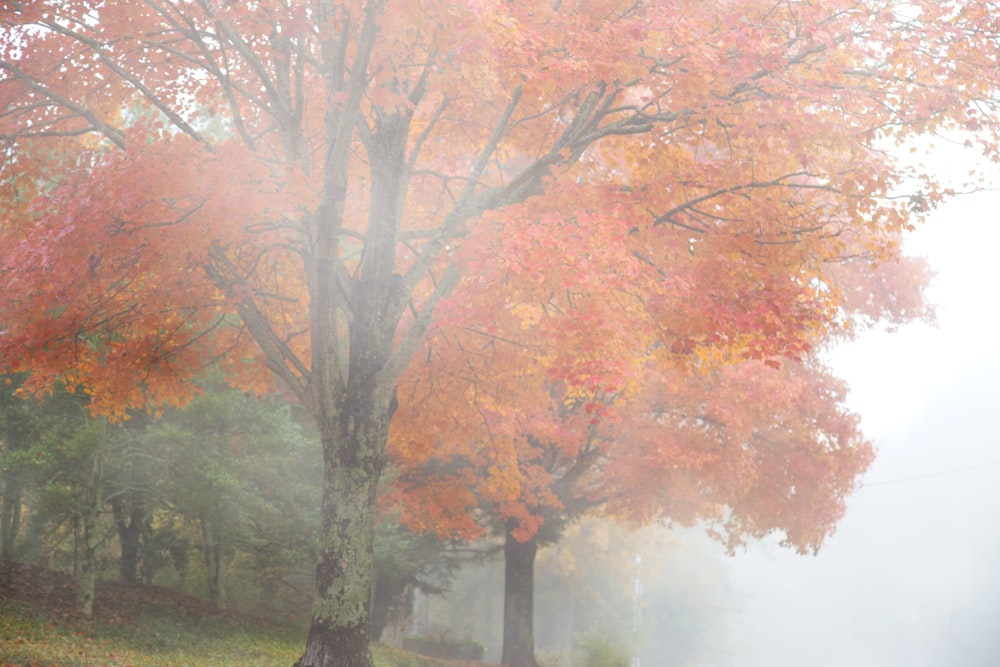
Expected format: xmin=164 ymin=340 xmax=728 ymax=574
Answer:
xmin=418 ymin=142 xmax=1000 ymax=667
xmin=724 ymin=154 xmax=1000 ymax=665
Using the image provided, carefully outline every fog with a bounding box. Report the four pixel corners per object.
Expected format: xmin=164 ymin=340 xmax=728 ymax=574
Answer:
xmin=723 ymin=180 xmax=1000 ymax=665
xmin=421 ymin=148 xmax=1000 ymax=666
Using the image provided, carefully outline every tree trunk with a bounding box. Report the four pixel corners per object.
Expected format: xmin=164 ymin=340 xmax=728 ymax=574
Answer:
xmin=502 ymin=524 xmax=540 ymax=667
xmin=0 ymin=473 xmax=21 ymax=560
xmin=294 ymin=385 xmax=394 ymax=667
xmin=110 ymin=492 xmax=144 ymax=584
xmin=75 ymin=485 xmax=101 ymax=617
xmin=201 ymin=518 xmax=224 ymax=607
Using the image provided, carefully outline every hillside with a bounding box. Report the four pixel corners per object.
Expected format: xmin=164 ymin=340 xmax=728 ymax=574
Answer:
xmin=0 ymin=561 xmax=477 ymax=667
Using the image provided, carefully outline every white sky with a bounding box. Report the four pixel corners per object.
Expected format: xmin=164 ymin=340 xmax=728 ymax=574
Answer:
xmin=829 ymin=187 xmax=1000 ymax=443
xmin=721 ymin=146 xmax=1000 ymax=666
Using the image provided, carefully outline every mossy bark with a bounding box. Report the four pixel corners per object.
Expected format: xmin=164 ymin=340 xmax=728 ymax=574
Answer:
xmin=292 ymin=48 xmax=411 ymax=663
xmin=294 ymin=386 xmax=393 ymax=667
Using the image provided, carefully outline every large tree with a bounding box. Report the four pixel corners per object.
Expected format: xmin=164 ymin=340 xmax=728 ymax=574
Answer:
xmin=1 ymin=2 xmax=998 ymax=666
xmin=392 ymin=351 xmax=889 ymax=665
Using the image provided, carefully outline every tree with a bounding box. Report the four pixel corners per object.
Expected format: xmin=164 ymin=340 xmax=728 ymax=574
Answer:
xmin=369 ymin=508 xmax=460 ymax=643
xmin=1 ymin=2 xmax=998 ymax=666
xmin=0 ymin=375 xmax=43 ymax=560
xmin=140 ymin=385 xmax=321 ymax=608
xmin=387 ymin=138 xmax=930 ymax=666
xmin=533 ymin=520 xmax=732 ymax=667
xmin=0 ymin=376 xmax=90 ymax=562
xmin=392 ymin=349 xmax=883 ymax=665
xmin=25 ymin=408 xmax=124 ymax=616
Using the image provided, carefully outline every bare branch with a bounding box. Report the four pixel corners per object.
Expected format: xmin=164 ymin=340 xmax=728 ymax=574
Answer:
xmin=35 ymin=15 xmax=215 ymax=151
xmin=378 ymin=262 xmax=461 ymax=387
xmin=0 ymin=61 xmax=126 ymax=149
xmin=205 ymin=243 xmax=310 ymax=402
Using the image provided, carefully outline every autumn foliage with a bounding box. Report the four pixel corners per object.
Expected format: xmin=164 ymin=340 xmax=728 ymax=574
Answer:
xmin=2 ymin=1 xmax=999 ymax=666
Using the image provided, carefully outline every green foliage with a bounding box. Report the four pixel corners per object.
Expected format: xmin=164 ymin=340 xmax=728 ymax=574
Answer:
xmin=0 ymin=376 xmax=91 ymax=561
xmin=575 ymin=632 xmax=631 ymax=667
xmin=401 ymin=633 xmax=486 ymax=662
xmin=0 ymin=379 xmax=463 ymax=629
xmin=134 ymin=385 xmax=322 ymax=614
xmin=536 ymin=651 xmax=568 ymax=667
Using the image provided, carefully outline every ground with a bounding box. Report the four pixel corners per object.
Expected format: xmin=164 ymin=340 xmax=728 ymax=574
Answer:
xmin=0 ymin=559 xmax=271 ymax=628
xmin=0 ymin=560 xmax=486 ymax=667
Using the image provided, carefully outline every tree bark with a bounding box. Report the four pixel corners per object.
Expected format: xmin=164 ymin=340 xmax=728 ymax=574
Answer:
xmin=75 ymin=482 xmax=101 ymax=617
xmin=294 ymin=377 xmax=395 ymax=667
xmin=502 ymin=524 xmax=540 ymax=667
xmin=292 ymin=25 xmax=410 ymax=658
xmin=110 ymin=492 xmax=144 ymax=584
xmin=201 ymin=518 xmax=224 ymax=607
xmin=0 ymin=473 xmax=21 ymax=560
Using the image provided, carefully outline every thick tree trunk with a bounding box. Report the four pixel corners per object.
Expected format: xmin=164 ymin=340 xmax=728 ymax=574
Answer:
xmin=502 ymin=524 xmax=540 ymax=667
xmin=293 ymin=19 xmax=411 ymax=663
xmin=295 ymin=385 xmax=393 ymax=667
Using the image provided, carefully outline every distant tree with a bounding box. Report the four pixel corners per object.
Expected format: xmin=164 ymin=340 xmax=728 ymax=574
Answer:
xmin=388 ymin=208 xmax=919 ymax=664
xmin=0 ymin=375 xmax=45 ymax=560
xmin=24 ymin=411 xmax=125 ymax=616
xmin=535 ymin=520 xmax=732 ymax=667
xmin=140 ymin=386 xmax=320 ymax=608
xmin=370 ymin=509 xmax=460 ymax=642
xmin=393 ymin=351 xmax=881 ymax=665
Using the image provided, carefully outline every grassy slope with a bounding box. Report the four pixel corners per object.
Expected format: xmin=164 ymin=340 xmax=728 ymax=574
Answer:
xmin=0 ymin=562 xmax=481 ymax=667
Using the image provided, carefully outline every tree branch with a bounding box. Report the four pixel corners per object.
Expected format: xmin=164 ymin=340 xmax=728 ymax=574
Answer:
xmin=0 ymin=61 xmax=126 ymax=149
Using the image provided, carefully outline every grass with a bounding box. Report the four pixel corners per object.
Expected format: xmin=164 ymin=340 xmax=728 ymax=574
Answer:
xmin=0 ymin=601 xmax=484 ymax=667
xmin=0 ymin=562 xmax=486 ymax=667
xmin=0 ymin=600 xmax=301 ymax=667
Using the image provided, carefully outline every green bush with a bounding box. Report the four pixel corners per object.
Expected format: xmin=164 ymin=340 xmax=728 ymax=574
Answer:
xmin=537 ymin=650 xmax=568 ymax=667
xmin=576 ymin=632 xmax=630 ymax=667
xmin=402 ymin=633 xmax=485 ymax=661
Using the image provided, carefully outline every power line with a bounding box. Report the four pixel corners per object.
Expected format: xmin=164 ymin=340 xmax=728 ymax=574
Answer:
xmin=864 ymin=458 xmax=1000 ymax=487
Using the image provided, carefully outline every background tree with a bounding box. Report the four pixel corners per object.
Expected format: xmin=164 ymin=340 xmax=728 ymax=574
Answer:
xmin=392 ymin=352 xmax=882 ymax=665
xmin=369 ymin=508 xmax=462 ymax=643
xmin=140 ymin=385 xmax=320 ymax=609
xmin=0 ymin=377 xmax=91 ymax=563
xmin=0 ymin=375 xmax=44 ymax=561
xmin=25 ymin=409 xmax=125 ymax=616
xmin=2 ymin=3 xmax=999 ymax=666
xmin=387 ymin=161 xmax=930 ymax=665
xmin=534 ymin=519 xmax=733 ymax=667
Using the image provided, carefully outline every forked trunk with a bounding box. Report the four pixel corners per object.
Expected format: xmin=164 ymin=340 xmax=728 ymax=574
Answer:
xmin=502 ymin=524 xmax=540 ymax=667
